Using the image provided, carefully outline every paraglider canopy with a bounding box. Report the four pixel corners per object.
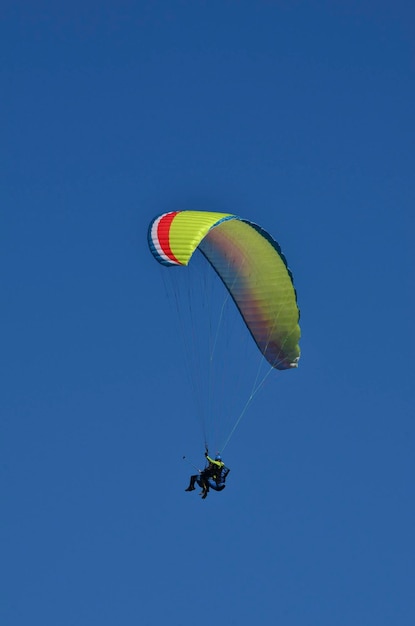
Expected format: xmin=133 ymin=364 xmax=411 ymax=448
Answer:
xmin=148 ymin=210 xmax=300 ymax=370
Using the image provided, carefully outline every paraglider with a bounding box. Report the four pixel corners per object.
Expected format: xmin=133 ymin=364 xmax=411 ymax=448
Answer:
xmin=185 ymin=449 xmax=230 ymax=499
xmin=148 ymin=210 xmax=300 ymax=499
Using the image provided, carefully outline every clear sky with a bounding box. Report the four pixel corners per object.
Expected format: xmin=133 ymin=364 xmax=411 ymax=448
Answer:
xmin=1 ymin=2 xmax=414 ymax=625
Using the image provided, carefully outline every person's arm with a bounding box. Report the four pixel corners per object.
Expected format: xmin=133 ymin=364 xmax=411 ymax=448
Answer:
xmin=206 ymin=455 xmax=222 ymax=468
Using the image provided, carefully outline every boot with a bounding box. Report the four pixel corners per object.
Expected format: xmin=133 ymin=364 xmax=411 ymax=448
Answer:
xmin=185 ymin=475 xmax=197 ymax=491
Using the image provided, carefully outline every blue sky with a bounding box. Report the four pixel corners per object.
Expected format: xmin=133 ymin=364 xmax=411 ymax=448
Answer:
xmin=1 ymin=2 xmax=414 ymax=624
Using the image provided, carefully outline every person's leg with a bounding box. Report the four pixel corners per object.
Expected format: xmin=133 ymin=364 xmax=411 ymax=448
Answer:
xmin=185 ymin=475 xmax=198 ymax=491
xmin=198 ymin=476 xmax=209 ymax=498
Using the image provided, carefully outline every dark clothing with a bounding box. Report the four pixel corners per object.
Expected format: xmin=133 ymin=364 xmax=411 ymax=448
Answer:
xmin=185 ymin=454 xmax=230 ymax=499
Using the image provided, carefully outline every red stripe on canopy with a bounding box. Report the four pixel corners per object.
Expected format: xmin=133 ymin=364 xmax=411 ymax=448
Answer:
xmin=157 ymin=212 xmax=181 ymax=264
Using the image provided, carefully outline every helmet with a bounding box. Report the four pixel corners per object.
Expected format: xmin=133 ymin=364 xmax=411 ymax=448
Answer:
xmin=215 ymin=454 xmax=222 ymax=461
